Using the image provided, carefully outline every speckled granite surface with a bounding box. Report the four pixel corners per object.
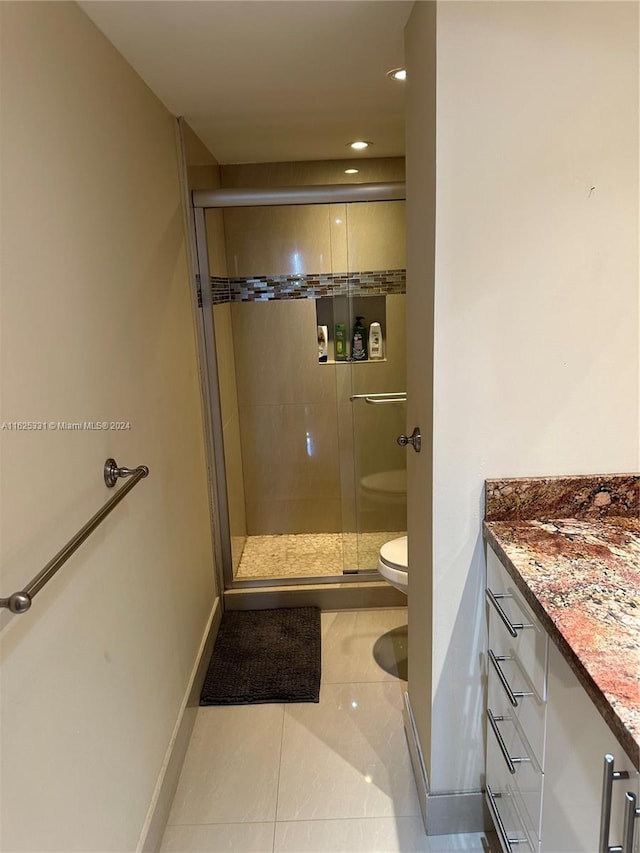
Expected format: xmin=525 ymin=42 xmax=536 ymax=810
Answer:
xmin=486 ymin=473 xmax=639 ymax=521
xmin=484 ymin=474 xmax=639 ymax=769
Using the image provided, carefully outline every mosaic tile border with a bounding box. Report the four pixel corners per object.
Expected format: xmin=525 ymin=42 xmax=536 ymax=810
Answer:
xmin=211 ymin=269 xmax=406 ymax=304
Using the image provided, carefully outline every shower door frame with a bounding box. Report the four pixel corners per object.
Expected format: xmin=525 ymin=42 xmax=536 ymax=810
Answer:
xmin=192 ymin=181 xmax=406 ymax=592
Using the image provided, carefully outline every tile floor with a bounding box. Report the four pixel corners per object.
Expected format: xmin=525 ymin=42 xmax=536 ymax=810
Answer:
xmin=160 ymin=608 xmax=495 ymax=853
xmin=235 ymin=532 xmax=406 ymax=579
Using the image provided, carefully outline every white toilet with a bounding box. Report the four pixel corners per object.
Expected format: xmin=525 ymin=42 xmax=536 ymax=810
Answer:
xmin=378 ymin=535 xmax=408 ymax=594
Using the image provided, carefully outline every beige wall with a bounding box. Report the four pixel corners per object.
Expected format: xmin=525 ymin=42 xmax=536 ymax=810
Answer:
xmin=0 ymin=5 xmax=215 ymax=851
xmin=221 ymin=158 xmax=405 ymax=188
xmin=406 ymin=0 xmax=639 ymax=801
xmin=182 ymin=123 xmax=228 ymax=279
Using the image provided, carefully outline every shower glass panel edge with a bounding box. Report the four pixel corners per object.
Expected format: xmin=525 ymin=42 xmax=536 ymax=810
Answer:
xmin=193 ymin=207 xmax=233 ymax=589
xmin=343 ymin=199 xmax=408 ymax=575
xmin=192 ymin=183 xmax=405 ymax=591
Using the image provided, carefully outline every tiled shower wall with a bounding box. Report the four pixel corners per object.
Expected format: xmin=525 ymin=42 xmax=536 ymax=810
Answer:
xmin=229 ymin=296 xmax=406 ymax=535
xmin=210 ymin=161 xmax=406 ymax=541
xmin=211 ymin=269 xmax=406 ymax=304
xmin=222 ymin=199 xmax=405 ymax=278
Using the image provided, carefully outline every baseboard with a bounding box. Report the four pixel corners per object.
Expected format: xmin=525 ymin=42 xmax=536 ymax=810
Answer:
xmin=403 ymin=691 xmax=490 ymax=836
xmin=425 ymin=790 xmax=490 ymax=835
xmin=137 ymin=596 xmax=223 ymax=853
xmin=224 ymin=580 xmax=406 ymax=610
xmin=402 ymin=691 xmax=430 ymax=827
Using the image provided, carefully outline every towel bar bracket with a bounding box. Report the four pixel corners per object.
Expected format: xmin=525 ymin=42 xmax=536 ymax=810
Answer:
xmin=104 ymin=458 xmax=149 ymax=488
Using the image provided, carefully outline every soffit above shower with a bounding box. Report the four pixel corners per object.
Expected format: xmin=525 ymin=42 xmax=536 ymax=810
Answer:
xmin=78 ymin=0 xmax=412 ymax=165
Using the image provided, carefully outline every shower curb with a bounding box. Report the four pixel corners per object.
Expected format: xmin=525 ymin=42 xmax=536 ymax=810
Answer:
xmin=223 ymin=580 xmax=406 ymax=611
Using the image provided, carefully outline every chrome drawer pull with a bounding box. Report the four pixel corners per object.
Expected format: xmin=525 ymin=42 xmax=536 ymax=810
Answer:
xmin=622 ymin=791 xmax=640 ymax=853
xmin=486 ymin=588 xmax=533 ymax=638
xmin=488 ymin=649 xmax=534 ymax=708
xmin=487 ymin=708 xmax=530 ymax=775
xmin=485 ymin=785 xmax=526 ymax=852
xmin=599 ymin=754 xmax=630 ymax=853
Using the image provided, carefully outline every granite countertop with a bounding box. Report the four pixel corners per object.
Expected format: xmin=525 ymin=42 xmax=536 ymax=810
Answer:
xmin=483 ymin=473 xmax=640 ymax=770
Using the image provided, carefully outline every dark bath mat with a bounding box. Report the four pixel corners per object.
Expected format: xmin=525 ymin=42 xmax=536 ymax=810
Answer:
xmin=200 ymin=606 xmax=321 ymax=705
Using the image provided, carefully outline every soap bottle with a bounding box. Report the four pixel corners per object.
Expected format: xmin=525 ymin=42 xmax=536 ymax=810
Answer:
xmin=351 ymin=316 xmax=367 ymax=361
xmin=368 ymin=321 xmax=383 ymax=360
xmin=334 ymin=323 xmax=347 ymax=361
xmin=317 ymin=325 xmax=328 ymax=363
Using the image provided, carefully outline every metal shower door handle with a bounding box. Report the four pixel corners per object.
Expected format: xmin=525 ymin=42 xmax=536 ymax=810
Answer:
xmin=397 ymin=427 xmax=421 ymax=453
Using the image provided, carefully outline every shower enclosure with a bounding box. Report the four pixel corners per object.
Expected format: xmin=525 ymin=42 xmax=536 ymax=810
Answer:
xmin=192 ymin=180 xmax=407 ymax=590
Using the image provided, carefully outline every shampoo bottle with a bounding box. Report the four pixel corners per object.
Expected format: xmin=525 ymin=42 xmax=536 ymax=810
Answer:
xmin=334 ymin=323 xmax=347 ymax=361
xmin=351 ymin=316 xmax=367 ymax=361
xmin=368 ymin=321 xmax=383 ymax=360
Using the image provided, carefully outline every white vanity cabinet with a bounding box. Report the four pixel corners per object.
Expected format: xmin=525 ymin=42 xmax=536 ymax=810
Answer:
xmin=542 ymin=641 xmax=639 ymax=853
xmin=486 ymin=546 xmax=640 ymax=853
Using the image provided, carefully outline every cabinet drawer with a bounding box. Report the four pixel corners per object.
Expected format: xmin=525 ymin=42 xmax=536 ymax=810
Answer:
xmin=485 ymin=786 xmax=538 ymax=853
xmin=541 ymin=642 xmax=640 ymax=853
xmin=486 ymin=736 xmax=539 ymax=853
xmin=488 ymin=651 xmax=546 ymax=768
xmin=487 ymin=547 xmax=548 ymax=700
xmin=487 ymin=703 xmax=544 ymax=840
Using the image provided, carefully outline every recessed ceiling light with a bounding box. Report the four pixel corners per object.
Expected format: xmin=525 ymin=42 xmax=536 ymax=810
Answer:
xmin=348 ymin=141 xmax=372 ymax=150
xmin=344 ymin=168 xmax=359 ymax=174
xmin=387 ymin=67 xmax=407 ymax=81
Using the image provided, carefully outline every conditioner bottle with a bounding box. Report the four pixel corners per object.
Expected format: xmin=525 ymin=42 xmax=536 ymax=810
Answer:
xmin=368 ymin=321 xmax=383 ymax=360
xmin=317 ymin=325 xmax=328 ymax=362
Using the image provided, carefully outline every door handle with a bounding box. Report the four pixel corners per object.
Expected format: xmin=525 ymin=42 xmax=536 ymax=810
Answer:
xmin=488 ymin=649 xmax=534 ymax=708
xmin=600 ymin=754 xmax=630 ymax=853
xmin=487 ymin=709 xmax=530 ymax=775
xmin=397 ymin=427 xmax=421 ymax=453
xmin=622 ymin=791 xmax=640 ymax=853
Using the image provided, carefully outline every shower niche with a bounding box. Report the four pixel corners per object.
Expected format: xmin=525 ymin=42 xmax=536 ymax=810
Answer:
xmin=315 ymin=295 xmax=387 ymax=364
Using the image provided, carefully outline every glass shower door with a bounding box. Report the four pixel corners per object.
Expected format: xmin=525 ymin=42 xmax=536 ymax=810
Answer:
xmin=205 ymin=199 xmax=353 ymax=582
xmin=340 ymin=199 xmax=407 ymax=572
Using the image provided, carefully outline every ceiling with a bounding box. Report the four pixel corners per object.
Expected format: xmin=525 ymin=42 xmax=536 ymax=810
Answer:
xmin=79 ymin=1 xmax=412 ymax=165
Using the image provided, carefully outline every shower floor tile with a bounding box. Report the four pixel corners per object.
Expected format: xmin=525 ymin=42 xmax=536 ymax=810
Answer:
xmin=235 ymin=531 xmax=406 ymax=579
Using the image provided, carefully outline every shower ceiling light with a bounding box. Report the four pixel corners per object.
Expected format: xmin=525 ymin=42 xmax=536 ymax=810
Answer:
xmin=387 ymin=67 xmax=407 ymax=81
xmin=344 ymin=168 xmax=359 ymax=174
xmin=348 ymin=141 xmax=372 ymax=150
